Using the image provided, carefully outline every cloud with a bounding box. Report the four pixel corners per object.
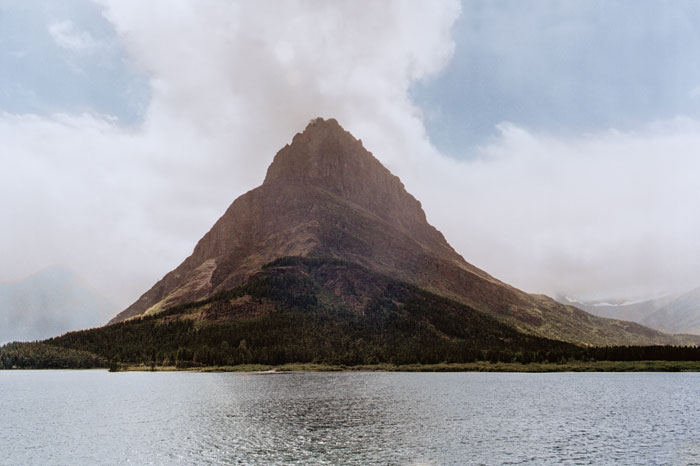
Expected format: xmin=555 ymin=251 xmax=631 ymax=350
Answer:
xmin=2 ymin=0 xmax=699 ymax=314
xmin=691 ymin=85 xmax=700 ymax=99
xmin=1 ymin=0 xmax=460 ymax=308
xmin=48 ymin=19 xmax=99 ymax=52
xmin=411 ymin=118 xmax=700 ymax=300
xmin=413 ymin=0 xmax=700 ymax=153
xmin=1 ymin=1 xmax=148 ymax=121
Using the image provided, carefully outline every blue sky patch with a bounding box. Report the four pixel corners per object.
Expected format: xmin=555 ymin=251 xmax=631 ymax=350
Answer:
xmin=0 ymin=0 xmax=149 ymax=123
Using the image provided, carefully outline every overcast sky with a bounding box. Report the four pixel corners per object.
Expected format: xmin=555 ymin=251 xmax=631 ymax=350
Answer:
xmin=2 ymin=0 xmax=700 ymax=311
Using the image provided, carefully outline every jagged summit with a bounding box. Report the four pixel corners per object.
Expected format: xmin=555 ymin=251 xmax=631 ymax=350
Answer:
xmin=264 ymin=118 xmax=391 ymax=196
xmin=264 ymin=118 xmax=400 ymax=204
xmin=108 ymin=118 xmax=698 ymax=347
xmin=264 ymin=118 xmax=366 ymax=186
xmin=264 ymin=118 xmax=451 ymax=256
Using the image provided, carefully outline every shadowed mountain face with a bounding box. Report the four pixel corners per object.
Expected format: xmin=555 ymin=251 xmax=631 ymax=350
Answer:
xmin=110 ymin=118 xmax=696 ymax=346
xmin=0 ymin=267 xmax=114 ymax=344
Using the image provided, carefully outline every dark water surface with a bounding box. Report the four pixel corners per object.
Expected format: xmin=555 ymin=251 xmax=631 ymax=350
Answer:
xmin=1 ymin=371 xmax=699 ymax=465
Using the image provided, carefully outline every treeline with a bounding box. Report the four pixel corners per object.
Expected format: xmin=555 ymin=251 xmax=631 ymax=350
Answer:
xmin=13 ymin=257 xmax=700 ymax=369
xmin=0 ymin=342 xmax=107 ymax=369
xmin=46 ymin=258 xmax=576 ymax=367
xmin=45 ymin=313 xmax=700 ymax=368
xmin=583 ymin=345 xmax=700 ymax=362
xmin=49 ymin=313 xmax=574 ymax=368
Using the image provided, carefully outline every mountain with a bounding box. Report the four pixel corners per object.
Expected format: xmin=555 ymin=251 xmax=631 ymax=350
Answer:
xmin=49 ymin=257 xmax=578 ymax=367
xmin=109 ymin=118 xmax=696 ymax=346
xmin=642 ymin=286 xmax=700 ymax=335
xmin=561 ymin=289 xmax=700 ymax=337
xmin=0 ymin=267 xmax=114 ymax=344
xmin=558 ymin=294 xmax=678 ymax=326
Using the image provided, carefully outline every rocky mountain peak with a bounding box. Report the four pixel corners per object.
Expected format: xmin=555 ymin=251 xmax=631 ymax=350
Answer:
xmin=263 ymin=117 xmax=431 ymax=239
xmin=264 ymin=117 xmax=366 ymax=186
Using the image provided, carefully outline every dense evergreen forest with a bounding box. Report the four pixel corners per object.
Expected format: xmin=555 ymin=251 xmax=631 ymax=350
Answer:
xmin=44 ymin=258 xmax=577 ymax=367
xmin=0 ymin=342 xmax=106 ymax=369
xmin=2 ymin=258 xmax=700 ymax=369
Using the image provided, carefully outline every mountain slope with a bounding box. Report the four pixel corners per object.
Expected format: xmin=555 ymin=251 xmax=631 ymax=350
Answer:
xmin=0 ymin=267 xmax=114 ymax=344
xmin=642 ymin=286 xmax=700 ymax=335
xmin=566 ymin=288 xmax=700 ymax=337
xmin=110 ymin=118 xmax=696 ymax=346
xmin=53 ymin=257 xmax=578 ymax=366
xmin=558 ymin=294 xmax=678 ymax=326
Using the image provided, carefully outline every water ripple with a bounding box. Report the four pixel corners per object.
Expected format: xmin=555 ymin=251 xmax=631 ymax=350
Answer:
xmin=1 ymin=371 xmax=700 ymax=465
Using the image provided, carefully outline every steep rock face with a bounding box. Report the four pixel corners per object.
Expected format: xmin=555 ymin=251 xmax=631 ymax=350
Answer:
xmin=109 ymin=118 xmax=697 ymax=346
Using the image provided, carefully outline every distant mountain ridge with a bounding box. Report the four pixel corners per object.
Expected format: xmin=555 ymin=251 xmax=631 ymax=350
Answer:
xmin=643 ymin=286 xmax=700 ymax=335
xmin=562 ymin=287 xmax=700 ymax=336
xmin=107 ymin=118 xmax=697 ymax=346
xmin=558 ymin=294 xmax=678 ymax=325
xmin=0 ymin=267 xmax=114 ymax=344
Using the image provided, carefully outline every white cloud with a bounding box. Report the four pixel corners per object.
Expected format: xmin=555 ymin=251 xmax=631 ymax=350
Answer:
xmin=690 ymin=85 xmax=700 ymax=99
xmin=3 ymin=0 xmax=699 ymax=314
xmin=411 ymin=118 xmax=700 ymax=300
xmin=1 ymin=0 xmax=460 ymax=308
xmin=48 ymin=19 xmax=99 ymax=52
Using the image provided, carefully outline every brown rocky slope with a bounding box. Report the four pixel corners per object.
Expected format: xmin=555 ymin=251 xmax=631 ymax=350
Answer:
xmin=110 ymin=118 xmax=698 ymax=346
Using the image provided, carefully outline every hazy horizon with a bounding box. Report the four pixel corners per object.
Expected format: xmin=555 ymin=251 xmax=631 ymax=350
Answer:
xmin=2 ymin=0 xmax=700 ymax=312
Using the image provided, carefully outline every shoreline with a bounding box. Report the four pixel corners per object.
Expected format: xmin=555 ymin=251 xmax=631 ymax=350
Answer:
xmin=115 ymin=360 xmax=700 ymax=373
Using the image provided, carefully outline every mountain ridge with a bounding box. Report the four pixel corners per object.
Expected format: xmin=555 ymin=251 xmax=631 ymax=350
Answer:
xmin=561 ymin=288 xmax=700 ymax=337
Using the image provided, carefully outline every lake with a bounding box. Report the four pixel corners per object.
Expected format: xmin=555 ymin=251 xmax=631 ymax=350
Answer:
xmin=1 ymin=371 xmax=699 ymax=465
